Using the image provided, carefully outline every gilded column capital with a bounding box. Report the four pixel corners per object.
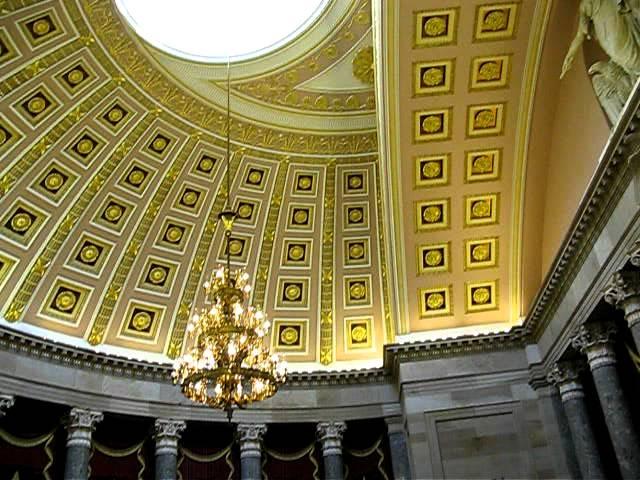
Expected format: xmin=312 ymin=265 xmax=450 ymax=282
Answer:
xmin=66 ymin=408 xmax=103 ymax=448
xmin=547 ymin=361 xmax=586 ymax=401
xmin=316 ymin=421 xmax=347 ymax=457
xmin=604 ymin=271 xmax=640 ymax=328
xmin=0 ymin=394 xmax=15 ymax=417
xmin=236 ymin=423 xmax=267 ymax=459
xmin=572 ymin=322 xmax=617 ymax=371
xmin=154 ymin=419 xmax=186 ymax=456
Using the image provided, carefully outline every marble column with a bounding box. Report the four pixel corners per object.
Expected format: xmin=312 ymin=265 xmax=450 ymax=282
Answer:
xmin=316 ymin=421 xmax=347 ymax=480
xmin=572 ymin=321 xmax=640 ymax=479
xmin=604 ymin=270 xmax=640 ymax=352
xmin=237 ymin=423 xmax=267 ymax=480
xmin=64 ymin=408 xmax=103 ymax=480
xmin=154 ymin=418 xmax=186 ymax=480
xmin=384 ymin=416 xmax=411 ymax=480
xmin=0 ymin=394 xmax=15 ymax=418
xmin=547 ymin=361 xmax=604 ymax=479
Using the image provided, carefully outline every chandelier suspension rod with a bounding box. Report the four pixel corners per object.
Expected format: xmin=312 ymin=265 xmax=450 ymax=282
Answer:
xmin=224 ymin=56 xmax=232 ymax=282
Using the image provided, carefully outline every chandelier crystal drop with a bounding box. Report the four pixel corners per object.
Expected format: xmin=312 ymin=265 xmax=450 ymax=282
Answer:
xmin=172 ymin=59 xmax=286 ymax=419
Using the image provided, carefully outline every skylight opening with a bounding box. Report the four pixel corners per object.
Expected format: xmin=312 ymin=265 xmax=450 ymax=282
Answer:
xmin=115 ymin=0 xmax=330 ymax=63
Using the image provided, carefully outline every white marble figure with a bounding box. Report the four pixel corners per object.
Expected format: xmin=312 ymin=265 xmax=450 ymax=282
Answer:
xmin=562 ymin=0 xmax=640 ymax=123
xmin=589 ymin=60 xmax=634 ymax=122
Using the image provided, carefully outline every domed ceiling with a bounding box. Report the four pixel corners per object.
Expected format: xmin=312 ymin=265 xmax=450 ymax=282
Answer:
xmin=0 ymin=0 xmax=552 ymax=370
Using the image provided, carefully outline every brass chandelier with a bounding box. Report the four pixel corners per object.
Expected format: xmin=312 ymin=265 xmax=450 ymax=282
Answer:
xmin=172 ymin=61 xmax=287 ymax=419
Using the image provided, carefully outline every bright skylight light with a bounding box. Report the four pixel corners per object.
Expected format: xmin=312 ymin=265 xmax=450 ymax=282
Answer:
xmin=115 ymin=0 xmax=330 ymax=62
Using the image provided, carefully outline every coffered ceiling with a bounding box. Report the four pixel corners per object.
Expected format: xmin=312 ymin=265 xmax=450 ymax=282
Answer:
xmin=0 ymin=0 xmax=554 ymax=370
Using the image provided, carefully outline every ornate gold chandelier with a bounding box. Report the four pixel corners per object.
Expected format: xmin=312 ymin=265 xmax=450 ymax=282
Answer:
xmin=172 ymin=61 xmax=286 ymax=419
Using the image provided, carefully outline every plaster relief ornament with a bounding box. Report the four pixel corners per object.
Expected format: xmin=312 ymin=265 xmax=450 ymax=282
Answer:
xmin=562 ymin=0 xmax=640 ymax=123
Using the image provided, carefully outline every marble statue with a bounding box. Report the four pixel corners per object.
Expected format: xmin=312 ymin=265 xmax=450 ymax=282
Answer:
xmin=589 ymin=60 xmax=634 ymax=122
xmin=562 ymin=0 xmax=640 ymax=123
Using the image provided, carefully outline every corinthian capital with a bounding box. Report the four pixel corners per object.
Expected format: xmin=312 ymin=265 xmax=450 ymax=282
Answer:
xmin=546 ymin=361 xmax=584 ymax=386
xmin=155 ymin=419 xmax=186 ymax=439
xmin=66 ymin=408 xmax=103 ymax=448
xmin=237 ymin=423 xmax=267 ymax=459
xmin=572 ymin=321 xmax=617 ymax=370
xmin=0 ymin=394 xmax=15 ymax=417
xmin=604 ymin=271 xmax=640 ymax=308
xmin=316 ymin=421 xmax=347 ymax=457
xmin=154 ymin=419 xmax=185 ymax=456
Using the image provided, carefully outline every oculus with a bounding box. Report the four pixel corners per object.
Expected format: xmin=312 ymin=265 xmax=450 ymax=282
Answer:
xmin=115 ymin=0 xmax=330 ymax=62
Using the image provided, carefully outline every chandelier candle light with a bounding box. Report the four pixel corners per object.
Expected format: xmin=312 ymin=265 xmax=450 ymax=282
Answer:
xmin=172 ymin=60 xmax=287 ymax=420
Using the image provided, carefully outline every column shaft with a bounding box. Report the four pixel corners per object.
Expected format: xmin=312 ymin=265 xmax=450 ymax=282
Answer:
xmin=548 ymin=363 xmax=604 ymax=479
xmin=323 ymin=454 xmax=344 ymax=480
xmin=63 ymin=408 xmax=103 ymax=480
xmin=591 ymin=362 xmax=640 ymax=478
xmin=573 ymin=322 xmax=640 ymax=479
xmin=237 ymin=423 xmax=267 ymax=480
xmin=561 ymin=387 xmax=605 ymax=479
xmin=384 ymin=416 xmax=412 ymax=479
xmin=317 ymin=421 xmax=346 ymax=480
xmin=154 ymin=419 xmax=186 ymax=480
